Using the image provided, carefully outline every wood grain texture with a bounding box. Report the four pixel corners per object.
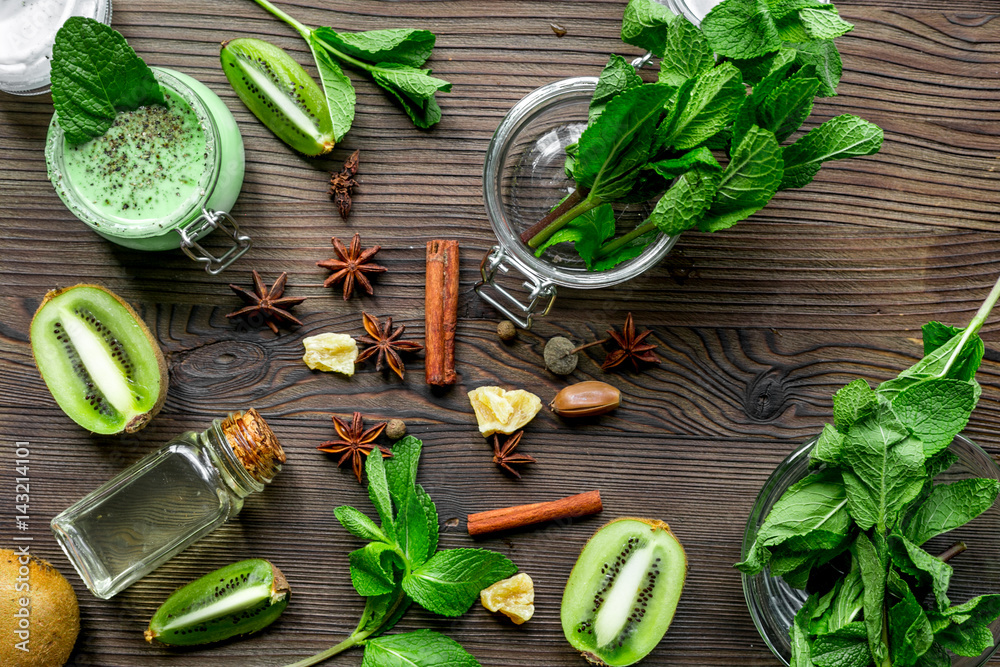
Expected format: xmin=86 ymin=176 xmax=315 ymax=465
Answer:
xmin=3 ymin=1 xmax=1000 ymax=665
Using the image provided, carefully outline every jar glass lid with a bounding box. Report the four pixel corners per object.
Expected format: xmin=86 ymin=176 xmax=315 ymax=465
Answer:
xmin=0 ymin=0 xmax=112 ymax=96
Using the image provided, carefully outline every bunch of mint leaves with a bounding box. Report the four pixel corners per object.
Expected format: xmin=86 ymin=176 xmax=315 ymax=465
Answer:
xmin=250 ymin=0 xmax=450 ymax=141
xmin=737 ymin=276 xmax=1000 ymax=667
xmin=288 ymin=436 xmax=516 ymax=667
xmin=50 ymin=17 xmax=165 ymax=145
xmin=524 ymin=0 xmax=884 ymax=272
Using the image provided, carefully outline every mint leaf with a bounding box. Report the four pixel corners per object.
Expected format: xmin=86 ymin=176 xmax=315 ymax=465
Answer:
xmin=415 ymin=483 xmax=439 ymax=555
xmin=308 ymin=34 xmax=356 ymax=142
xmin=402 ymin=548 xmax=517 ymax=617
xmin=878 ymin=327 xmax=985 ymax=401
xmin=888 ymin=534 xmax=952 ymax=612
xmin=535 ymin=203 xmax=615 ymax=269
xmin=620 ymin=0 xmax=677 ymax=57
xmin=902 ymin=478 xmax=1000 ymax=546
xmin=856 ymin=533 xmax=890 ymax=665
xmin=349 ymin=542 xmax=400 ymax=596
xmin=366 ymin=447 xmax=395 ymax=540
xmin=356 ymin=582 xmax=410 ymax=638
xmin=591 ymin=55 xmax=643 ymax=124
xmin=648 ymin=146 xmax=722 ymax=179
xmin=399 ymin=492 xmax=431 ymax=568
xmin=832 ymin=378 xmax=877 ymax=431
xmin=824 ymin=557 xmax=864 ymax=633
xmin=790 ymin=39 xmax=843 ymax=96
xmin=50 ymin=17 xmax=165 ymax=145
xmin=659 ymin=19 xmax=714 ymax=86
xmin=729 ymin=47 xmax=797 ymax=86
xmin=922 ymin=321 xmax=984 ymax=382
xmin=315 ymin=28 xmax=436 ymax=68
xmin=574 ymin=84 xmax=674 ymax=199
xmin=932 ymin=594 xmax=1000 ymax=626
xmin=664 ymin=62 xmax=745 ymax=150
xmin=368 ymin=63 xmax=451 ymax=130
xmin=795 ymin=7 xmax=854 ymax=41
xmin=812 ymin=422 xmax=845 ymax=465
xmin=335 ymin=505 xmax=389 ymax=543
xmin=757 ymin=76 xmax=820 ymax=142
xmin=915 ymin=642 xmax=951 ymax=667
xmin=840 ymin=407 xmax=926 ymax=532
xmin=362 ymin=630 xmax=481 ymax=667
xmin=935 ymin=621 xmax=996 ymax=658
xmin=698 ymin=125 xmax=783 ymax=232
xmin=891 ymin=378 xmax=978 ymax=456
xmin=780 ymin=114 xmax=883 ymax=190
xmin=790 ymin=593 xmax=820 ymax=666
xmin=385 ymin=435 xmax=421 ymax=513
xmin=736 ymin=470 xmax=850 ymax=574
xmin=889 ymin=585 xmax=935 ymax=665
xmin=701 ymin=0 xmax=782 ymax=60
xmin=644 ymin=166 xmax=722 ymax=236
xmin=811 ymin=622 xmax=870 ymax=667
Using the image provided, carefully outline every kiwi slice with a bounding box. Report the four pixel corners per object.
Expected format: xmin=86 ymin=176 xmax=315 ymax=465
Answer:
xmin=145 ymin=559 xmax=290 ymax=645
xmin=561 ymin=518 xmax=687 ymax=666
xmin=221 ymin=38 xmax=337 ymax=156
xmin=30 ymin=285 xmax=168 ymax=435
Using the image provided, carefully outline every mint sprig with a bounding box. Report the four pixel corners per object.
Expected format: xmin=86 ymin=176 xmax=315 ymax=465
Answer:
xmin=288 ymin=436 xmax=515 ymax=667
xmin=50 ymin=17 xmax=165 ymax=145
xmin=738 ymin=274 xmax=1000 ymax=666
xmin=522 ymin=0 xmax=884 ymax=273
xmin=248 ymin=0 xmax=450 ymax=132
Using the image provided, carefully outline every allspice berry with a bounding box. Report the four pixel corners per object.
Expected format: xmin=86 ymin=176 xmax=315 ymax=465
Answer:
xmin=544 ymin=336 xmax=578 ymax=375
xmin=497 ymin=320 xmax=517 ymax=342
xmin=386 ymin=419 xmax=407 ymax=441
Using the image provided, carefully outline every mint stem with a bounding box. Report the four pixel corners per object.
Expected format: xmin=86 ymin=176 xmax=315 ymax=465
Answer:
xmin=284 ymin=587 xmax=409 ymax=667
xmin=941 ymin=273 xmax=1000 ymax=377
xmin=595 ymin=218 xmax=656 ymax=259
xmin=937 ymin=541 xmax=967 ymax=564
xmin=526 ymin=195 xmax=602 ymax=249
xmin=520 ymin=188 xmax=585 ymax=244
xmin=249 ymin=0 xmax=312 ymax=38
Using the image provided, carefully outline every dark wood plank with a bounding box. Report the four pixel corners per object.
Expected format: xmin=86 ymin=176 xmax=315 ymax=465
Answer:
xmin=4 ymin=1 xmax=1000 ymax=665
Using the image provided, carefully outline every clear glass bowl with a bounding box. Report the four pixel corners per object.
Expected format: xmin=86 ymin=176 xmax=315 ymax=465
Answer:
xmin=742 ymin=434 xmax=1000 ymax=666
xmin=477 ymin=77 xmax=678 ymax=327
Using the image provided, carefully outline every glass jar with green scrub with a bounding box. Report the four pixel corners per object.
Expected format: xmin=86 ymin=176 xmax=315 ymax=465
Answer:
xmin=51 ymin=409 xmax=285 ymax=600
xmin=45 ymin=67 xmax=251 ymax=274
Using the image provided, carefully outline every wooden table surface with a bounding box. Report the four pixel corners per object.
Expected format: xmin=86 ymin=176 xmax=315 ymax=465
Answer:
xmin=3 ymin=0 xmax=1000 ymax=665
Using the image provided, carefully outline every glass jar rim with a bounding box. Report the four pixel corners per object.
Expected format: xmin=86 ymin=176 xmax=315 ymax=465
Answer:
xmin=44 ymin=66 xmax=222 ymax=240
xmin=482 ymin=76 xmax=677 ymax=290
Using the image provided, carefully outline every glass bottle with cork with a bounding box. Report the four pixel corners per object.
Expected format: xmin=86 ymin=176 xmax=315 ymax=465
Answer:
xmin=51 ymin=408 xmax=285 ymax=599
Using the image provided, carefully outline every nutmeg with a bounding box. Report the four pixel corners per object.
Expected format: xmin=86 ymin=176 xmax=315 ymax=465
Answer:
xmin=549 ymin=381 xmax=621 ymax=417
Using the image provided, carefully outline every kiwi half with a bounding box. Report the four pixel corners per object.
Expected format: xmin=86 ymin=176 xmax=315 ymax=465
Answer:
xmin=30 ymin=285 xmax=168 ymax=435
xmin=145 ymin=559 xmax=290 ymax=646
xmin=221 ymin=38 xmax=337 ymax=156
xmin=561 ymin=518 xmax=687 ymax=666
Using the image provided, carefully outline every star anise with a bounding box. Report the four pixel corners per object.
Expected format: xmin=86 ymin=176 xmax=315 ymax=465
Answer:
xmin=227 ymin=270 xmax=307 ymax=334
xmin=601 ymin=313 xmax=659 ymax=372
xmin=317 ymin=412 xmax=391 ymax=484
xmin=492 ymin=431 xmax=536 ymax=479
xmin=329 ymin=149 xmax=359 ymax=219
xmin=356 ymin=312 xmax=423 ymax=380
xmin=317 ymin=233 xmax=387 ymax=300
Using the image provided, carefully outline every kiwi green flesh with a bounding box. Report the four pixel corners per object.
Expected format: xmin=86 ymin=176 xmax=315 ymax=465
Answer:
xmin=31 ymin=286 xmax=164 ymax=434
xmin=146 ymin=559 xmax=289 ymax=646
xmin=561 ymin=518 xmax=687 ymax=667
xmin=221 ymin=38 xmax=335 ymax=156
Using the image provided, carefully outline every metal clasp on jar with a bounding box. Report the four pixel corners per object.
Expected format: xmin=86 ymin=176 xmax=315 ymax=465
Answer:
xmin=175 ymin=209 xmax=252 ymax=275
xmin=475 ymin=246 xmax=556 ymax=330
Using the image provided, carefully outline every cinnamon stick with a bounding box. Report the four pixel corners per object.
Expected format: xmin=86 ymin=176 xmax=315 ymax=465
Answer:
xmin=425 ymin=240 xmax=459 ymax=386
xmin=467 ymin=490 xmax=603 ymax=536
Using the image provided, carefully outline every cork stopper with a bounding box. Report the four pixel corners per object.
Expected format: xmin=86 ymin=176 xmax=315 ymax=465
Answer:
xmin=222 ymin=408 xmax=286 ymax=484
